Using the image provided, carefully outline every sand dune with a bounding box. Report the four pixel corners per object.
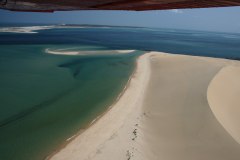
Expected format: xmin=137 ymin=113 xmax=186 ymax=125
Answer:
xmin=208 ymin=66 xmax=240 ymax=145
xmin=142 ymin=52 xmax=240 ymax=160
xmin=50 ymin=52 xmax=240 ymax=160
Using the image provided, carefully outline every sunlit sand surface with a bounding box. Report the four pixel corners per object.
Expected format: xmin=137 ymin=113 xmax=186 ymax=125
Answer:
xmin=51 ymin=52 xmax=240 ymax=160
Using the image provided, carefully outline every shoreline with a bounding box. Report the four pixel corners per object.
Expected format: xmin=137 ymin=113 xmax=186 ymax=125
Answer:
xmin=46 ymin=52 xmax=145 ymax=160
xmin=50 ymin=52 xmax=240 ymax=160
xmin=50 ymin=52 xmax=152 ymax=160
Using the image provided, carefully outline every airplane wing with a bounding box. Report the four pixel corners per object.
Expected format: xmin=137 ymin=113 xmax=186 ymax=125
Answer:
xmin=1 ymin=0 xmax=240 ymax=12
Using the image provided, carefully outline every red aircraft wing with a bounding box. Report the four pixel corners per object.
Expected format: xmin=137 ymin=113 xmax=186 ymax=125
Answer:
xmin=1 ymin=0 xmax=240 ymax=12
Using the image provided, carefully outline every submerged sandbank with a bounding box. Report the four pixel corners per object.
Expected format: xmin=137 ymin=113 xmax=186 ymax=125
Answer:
xmin=45 ymin=48 xmax=136 ymax=55
xmin=51 ymin=52 xmax=240 ymax=160
xmin=0 ymin=26 xmax=56 ymax=34
xmin=0 ymin=25 xmax=85 ymax=34
xmin=0 ymin=25 xmax=112 ymax=34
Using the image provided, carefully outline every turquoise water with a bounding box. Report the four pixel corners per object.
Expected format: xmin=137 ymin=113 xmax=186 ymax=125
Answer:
xmin=0 ymin=44 xmax=140 ymax=160
xmin=0 ymin=24 xmax=240 ymax=160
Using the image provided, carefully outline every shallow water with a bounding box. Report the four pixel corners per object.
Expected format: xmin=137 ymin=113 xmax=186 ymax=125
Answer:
xmin=0 ymin=44 xmax=139 ymax=160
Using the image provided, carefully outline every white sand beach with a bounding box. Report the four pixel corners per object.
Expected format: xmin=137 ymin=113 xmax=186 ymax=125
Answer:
xmin=50 ymin=52 xmax=240 ymax=160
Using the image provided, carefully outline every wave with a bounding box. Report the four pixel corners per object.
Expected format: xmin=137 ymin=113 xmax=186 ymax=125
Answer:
xmin=222 ymin=35 xmax=240 ymax=39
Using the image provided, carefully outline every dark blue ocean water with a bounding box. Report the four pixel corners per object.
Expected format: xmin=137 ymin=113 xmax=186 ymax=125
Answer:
xmin=1 ymin=24 xmax=240 ymax=59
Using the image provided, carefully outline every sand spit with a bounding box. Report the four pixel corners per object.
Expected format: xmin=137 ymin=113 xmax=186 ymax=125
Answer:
xmin=208 ymin=66 xmax=240 ymax=144
xmin=51 ymin=52 xmax=240 ymax=160
xmin=50 ymin=52 xmax=152 ymax=160
xmin=45 ymin=48 xmax=136 ymax=55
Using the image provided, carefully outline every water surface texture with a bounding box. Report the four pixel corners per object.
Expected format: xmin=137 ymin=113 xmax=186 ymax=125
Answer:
xmin=0 ymin=44 xmax=138 ymax=160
